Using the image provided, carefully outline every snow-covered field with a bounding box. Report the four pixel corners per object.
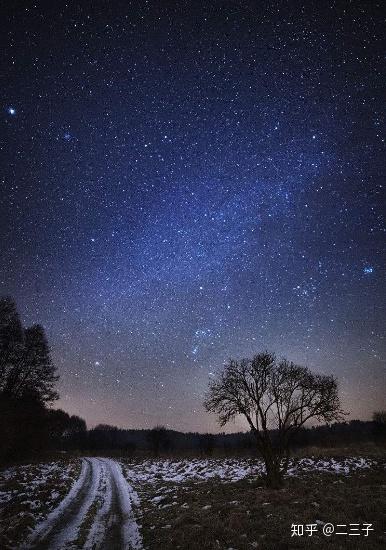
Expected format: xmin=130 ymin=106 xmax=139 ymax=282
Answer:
xmin=125 ymin=456 xmax=386 ymax=550
xmin=120 ymin=456 xmax=382 ymax=525
xmin=0 ymin=459 xmax=81 ymax=547
xmin=0 ymin=456 xmax=383 ymax=548
xmin=122 ymin=456 xmax=378 ymax=486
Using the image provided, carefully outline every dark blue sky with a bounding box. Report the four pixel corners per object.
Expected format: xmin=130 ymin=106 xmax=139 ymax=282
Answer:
xmin=1 ymin=1 xmax=385 ymax=431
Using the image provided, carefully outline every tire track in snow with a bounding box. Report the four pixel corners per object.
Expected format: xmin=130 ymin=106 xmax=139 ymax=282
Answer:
xmin=24 ymin=458 xmax=90 ymax=548
xmin=83 ymin=458 xmax=112 ymax=549
xmin=85 ymin=459 xmax=142 ymax=549
xmin=26 ymin=458 xmax=142 ymax=550
xmin=27 ymin=458 xmax=101 ymax=549
xmin=106 ymin=459 xmax=142 ymax=550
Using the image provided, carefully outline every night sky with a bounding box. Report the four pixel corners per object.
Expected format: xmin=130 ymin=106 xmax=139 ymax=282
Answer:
xmin=1 ymin=1 xmax=385 ymax=432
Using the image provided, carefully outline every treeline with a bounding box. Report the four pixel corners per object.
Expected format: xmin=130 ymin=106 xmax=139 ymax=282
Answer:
xmin=1 ymin=296 xmax=385 ymax=463
xmin=69 ymin=420 xmax=386 ymax=456
xmin=3 ymin=416 xmax=384 ymax=462
xmin=0 ymin=402 xmax=86 ymax=462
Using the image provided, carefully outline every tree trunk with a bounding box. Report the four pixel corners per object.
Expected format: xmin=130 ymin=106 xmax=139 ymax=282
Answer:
xmin=255 ymin=435 xmax=285 ymax=489
xmin=264 ymin=457 xmax=284 ymax=489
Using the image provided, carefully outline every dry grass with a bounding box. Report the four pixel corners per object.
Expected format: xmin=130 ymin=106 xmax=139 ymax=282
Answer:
xmin=1 ymin=452 xmax=385 ymax=549
xmin=136 ymin=466 xmax=386 ymax=549
xmin=292 ymin=443 xmax=386 ymax=459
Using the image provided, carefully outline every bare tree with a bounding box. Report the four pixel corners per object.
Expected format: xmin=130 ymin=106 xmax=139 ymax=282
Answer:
xmin=204 ymin=351 xmax=344 ymax=488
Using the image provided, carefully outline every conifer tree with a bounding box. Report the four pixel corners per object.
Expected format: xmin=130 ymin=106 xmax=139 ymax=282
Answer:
xmin=0 ymin=297 xmax=24 ymax=394
xmin=0 ymin=297 xmax=58 ymax=403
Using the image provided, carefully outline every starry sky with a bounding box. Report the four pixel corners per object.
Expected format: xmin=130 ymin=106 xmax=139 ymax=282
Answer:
xmin=1 ymin=1 xmax=385 ymax=432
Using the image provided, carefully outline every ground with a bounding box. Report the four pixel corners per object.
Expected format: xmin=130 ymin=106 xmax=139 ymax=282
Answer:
xmin=128 ymin=464 xmax=386 ymax=549
xmin=0 ymin=453 xmax=385 ymax=549
xmin=0 ymin=458 xmax=142 ymax=549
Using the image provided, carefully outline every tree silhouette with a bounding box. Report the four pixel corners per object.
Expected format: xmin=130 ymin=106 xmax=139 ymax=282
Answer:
xmin=373 ymin=410 xmax=386 ymax=443
xmin=204 ymin=351 xmax=344 ymax=488
xmin=147 ymin=425 xmax=170 ymax=456
xmin=0 ymin=297 xmax=59 ymax=461
xmin=373 ymin=411 xmax=386 ymax=424
xmin=0 ymin=297 xmax=58 ymax=403
xmin=21 ymin=324 xmax=58 ymax=402
xmin=0 ymin=297 xmax=24 ymax=394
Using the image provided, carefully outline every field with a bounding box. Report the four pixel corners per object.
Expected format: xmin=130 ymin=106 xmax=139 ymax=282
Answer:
xmin=125 ymin=457 xmax=386 ymax=549
xmin=0 ymin=453 xmax=385 ymax=549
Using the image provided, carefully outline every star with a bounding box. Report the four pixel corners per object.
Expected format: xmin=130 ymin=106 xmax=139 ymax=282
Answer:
xmin=1 ymin=1 xmax=383 ymax=432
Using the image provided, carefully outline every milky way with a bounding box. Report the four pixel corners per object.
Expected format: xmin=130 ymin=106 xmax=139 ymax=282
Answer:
xmin=1 ymin=2 xmax=385 ymax=431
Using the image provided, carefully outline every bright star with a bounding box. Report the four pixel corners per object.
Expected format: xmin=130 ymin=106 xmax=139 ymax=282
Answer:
xmin=363 ymin=266 xmax=374 ymax=274
xmin=7 ymin=107 xmax=16 ymax=115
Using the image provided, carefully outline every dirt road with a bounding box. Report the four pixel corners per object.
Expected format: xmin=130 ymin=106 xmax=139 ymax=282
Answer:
xmin=25 ymin=458 xmax=142 ymax=550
